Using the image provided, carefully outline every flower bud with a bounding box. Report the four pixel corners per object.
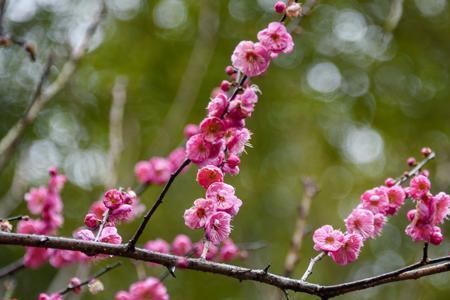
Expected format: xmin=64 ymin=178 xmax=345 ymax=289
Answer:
xmin=274 ymin=1 xmax=286 ymax=14
xmin=286 ymin=3 xmax=302 ymax=18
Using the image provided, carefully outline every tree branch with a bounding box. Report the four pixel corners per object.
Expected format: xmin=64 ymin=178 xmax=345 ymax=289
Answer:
xmin=0 ymin=258 xmax=24 ymax=279
xmin=0 ymin=0 xmax=106 ymax=175
xmin=283 ymin=178 xmax=318 ymax=277
xmin=57 ymin=262 xmax=121 ymax=296
xmin=0 ymin=232 xmax=448 ymax=298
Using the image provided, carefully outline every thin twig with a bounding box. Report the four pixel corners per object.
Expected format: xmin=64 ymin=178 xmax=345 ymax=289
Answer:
xmin=0 ymin=232 xmax=449 ymax=298
xmin=0 ymin=258 xmax=24 ymax=279
xmin=300 ymin=252 xmax=325 ymax=281
xmin=2 ymin=215 xmax=28 ymax=222
xmin=94 ymin=209 xmax=110 ymax=242
xmin=105 ymin=76 xmax=128 ymax=188
xmin=126 ymin=158 xmax=191 ymax=250
xmin=58 ymin=262 xmax=121 ymax=295
xmin=283 ymin=177 xmax=319 ymax=277
xmin=395 ymin=152 xmax=435 ymax=186
xmin=0 ymin=1 xmax=106 ymax=175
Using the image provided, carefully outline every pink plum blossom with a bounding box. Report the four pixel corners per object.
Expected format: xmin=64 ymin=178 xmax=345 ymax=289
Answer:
xmin=313 ymin=225 xmax=345 ymax=252
xmin=183 ymin=198 xmax=215 ymax=229
xmin=373 ymin=213 xmax=387 ymax=236
xmin=257 ymin=22 xmax=294 ymax=58
xmin=329 ymin=233 xmax=363 ymax=265
xmin=103 ymin=189 xmax=124 ymax=209
xmin=171 ymin=234 xmax=192 ymax=256
xmin=205 ymin=182 xmax=237 ymax=211
xmin=205 ymin=211 xmax=232 ymax=244
xmin=39 ymin=293 xmax=63 ymax=300
xmin=148 ymin=157 xmax=171 ymax=185
xmin=345 ymin=208 xmax=375 ymax=240
xmin=219 ymin=239 xmax=240 ymax=261
xmin=183 ymin=123 xmax=199 ymax=138
xmin=385 ymin=185 xmax=406 ymax=215
xmin=225 ymin=128 xmax=251 ymax=156
xmin=193 ymin=241 xmax=218 ymax=260
xmin=207 ymin=93 xmax=228 ymax=118
xmin=231 ymin=41 xmax=270 ymax=77
xmin=186 ymin=134 xmax=213 ymax=164
xmin=24 ymin=247 xmax=49 ymax=268
xmin=433 ymin=192 xmax=450 ymax=225
xmin=135 ymin=161 xmax=152 ymax=183
xmin=196 ymin=165 xmax=224 ymax=189
xmin=145 ymin=239 xmax=170 ymax=254
xmin=99 ymin=226 xmax=122 ymax=244
xmin=168 ymin=147 xmax=188 ymax=173
xmin=360 ymin=187 xmax=389 ymax=214
xmin=408 ymin=175 xmax=431 ymax=199
xmin=127 ymin=278 xmax=169 ymax=300
xmin=75 ymin=229 xmax=95 ymax=241
xmin=24 ymin=187 xmax=48 ymax=215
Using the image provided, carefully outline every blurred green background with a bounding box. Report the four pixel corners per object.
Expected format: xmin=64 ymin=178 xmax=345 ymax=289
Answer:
xmin=0 ymin=0 xmax=449 ymax=299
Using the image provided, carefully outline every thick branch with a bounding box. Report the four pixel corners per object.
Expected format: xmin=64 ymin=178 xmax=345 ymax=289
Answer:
xmin=0 ymin=232 xmax=448 ymax=298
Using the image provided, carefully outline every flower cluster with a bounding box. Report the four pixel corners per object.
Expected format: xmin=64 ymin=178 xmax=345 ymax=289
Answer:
xmin=405 ymin=175 xmax=450 ymax=245
xmin=182 ymin=9 xmax=297 ymax=245
xmin=135 ymin=147 xmax=188 ymax=185
xmin=313 ymin=149 xmax=450 ymax=265
xmin=76 ymin=188 xmax=144 ymax=245
xmin=16 ymin=168 xmax=83 ymax=269
xmin=144 ymin=235 xmax=245 ymax=263
xmin=115 ymin=277 xmax=169 ymax=300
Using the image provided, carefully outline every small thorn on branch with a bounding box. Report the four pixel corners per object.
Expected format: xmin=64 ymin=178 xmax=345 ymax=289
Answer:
xmin=263 ymin=264 xmax=271 ymax=274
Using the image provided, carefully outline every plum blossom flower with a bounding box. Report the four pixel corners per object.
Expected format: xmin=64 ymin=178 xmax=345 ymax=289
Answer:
xmin=205 ymin=183 xmax=235 ymax=208
xmin=219 ymin=239 xmax=240 ymax=261
xmin=168 ymin=147 xmax=188 ymax=173
xmin=126 ymin=278 xmax=169 ymax=300
xmin=313 ymin=225 xmax=345 ymax=252
xmin=171 ymin=234 xmax=192 ymax=256
xmin=24 ymin=187 xmax=48 ymax=215
xmin=148 ymin=157 xmax=171 ymax=185
xmin=75 ymin=229 xmax=95 ymax=241
xmin=257 ymin=22 xmax=294 ymax=58
xmin=193 ymin=241 xmax=218 ymax=260
xmin=69 ymin=277 xmax=82 ymax=294
xmin=408 ymin=175 xmax=431 ymax=199
xmin=103 ymin=189 xmax=124 ymax=209
xmin=145 ymin=239 xmax=170 ymax=254
xmin=433 ymin=192 xmax=450 ymax=225
xmin=231 ymin=41 xmax=270 ymax=77
xmin=196 ymin=165 xmax=224 ymax=189
xmin=385 ymin=185 xmax=406 ymax=215
xmin=329 ymin=233 xmax=363 ymax=265
xmin=360 ymin=187 xmax=389 ymax=214
xmin=199 ymin=117 xmax=225 ymax=143
xmin=207 ymin=93 xmax=228 ymax=118
xmin=183 ymin=198 xmax=215 ymax=229
xmin=373 ymin=213 xmax=387 ymax=236
xmin=183 ymin=123 xmax=199 ymax=138
xmin=205 ymin=211 xmax=232 ymax=244
xmin=24 ymin=247 xmax=49 ymax=268
xmin=225 ymin=128 xmax=252 ymax=156
xmin=186 ymin=134 xmax=214 ymax=164
xmin=344 ymin=208 xmax=375 ymax=240
xmin=39 ymin=293 xmax=63 ymax=300
xmin=99 ymin=226 xmax=122 ymax=244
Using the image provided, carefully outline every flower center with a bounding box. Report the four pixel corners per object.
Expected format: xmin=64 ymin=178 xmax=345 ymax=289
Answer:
xmin=325 ymin=236 xmax=335 ymax=244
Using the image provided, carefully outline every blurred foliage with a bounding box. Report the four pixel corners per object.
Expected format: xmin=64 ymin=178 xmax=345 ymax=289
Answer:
xmin=0 ymin=0 xmax=449 ymax=299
